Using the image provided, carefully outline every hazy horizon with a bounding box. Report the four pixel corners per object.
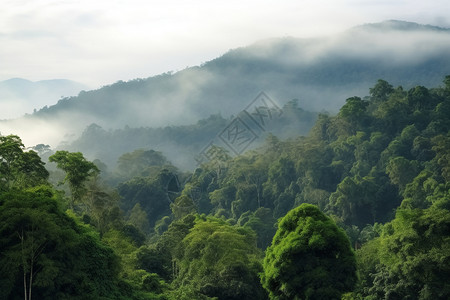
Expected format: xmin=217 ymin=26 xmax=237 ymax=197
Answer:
xmin=1 ymin=1 xmax=450 ymax=147
xmin=1 ymin=1 xmax=449 ymax=88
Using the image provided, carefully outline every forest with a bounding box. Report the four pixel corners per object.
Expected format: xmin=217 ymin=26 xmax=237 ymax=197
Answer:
xmin=1 ymin=76 xmax=450 ymax=299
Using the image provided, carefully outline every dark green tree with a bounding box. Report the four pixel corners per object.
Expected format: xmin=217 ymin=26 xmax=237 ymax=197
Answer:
xmin=328 ymin=175 xmax=379 ymax=226
xmin=339 ymin=96 xmax=369 ymax=130
xmin=385 ymin=156 xmax=420 ymax=193
xmin=369 ymin=79 xmax=394 ymax=102
xmin=116 ymin=149 xmax=174 ymax=180
xmin=0 ymin=135 xmax=49 ymax=191
xmin=241 ymin=207 xmax=277 ymax=249
xmin=117 ymin=173 xmax=171 ymax=228
xmin=135 ymin=214 xmax=196 ymax=282
xmin=261 ymin=203 xmax=357 ymax=300
xmin=0 ymin=186 xmax=123 ymax=299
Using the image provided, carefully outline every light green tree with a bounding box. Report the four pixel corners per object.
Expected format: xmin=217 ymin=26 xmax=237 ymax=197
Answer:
xmin=49 ymin=150 xmax=99 ymax=207
xmin=356 ymin=202 xmax=450 ymax=299
xmin=173 ymin=216 xmax=267 ymax=300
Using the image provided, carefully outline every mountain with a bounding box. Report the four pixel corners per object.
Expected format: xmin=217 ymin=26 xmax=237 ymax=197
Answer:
xmin=0 ymin=78 xmax=89 ymax=120
xmin=1 ymin=20 xmax=450 ymax=148
xmin=62 ymin=100 xmax=318 ymax=170
xmin=354 ymin=19 xmax=450 ymax=32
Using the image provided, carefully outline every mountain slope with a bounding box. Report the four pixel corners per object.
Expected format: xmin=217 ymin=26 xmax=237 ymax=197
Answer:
xmin=1 ymin=20 xmax=450 ymax=147
xmin=0 ymin=78 xmax=88 ymax=119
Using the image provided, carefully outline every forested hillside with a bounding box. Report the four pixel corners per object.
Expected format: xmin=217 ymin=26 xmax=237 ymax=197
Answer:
xmin=1 ymin=77 xmax=450 ymax=299
xmin=2 ymin=21 xmax=450 ymax=149
xmin=62 ymin=99 xmax=317 ymax=169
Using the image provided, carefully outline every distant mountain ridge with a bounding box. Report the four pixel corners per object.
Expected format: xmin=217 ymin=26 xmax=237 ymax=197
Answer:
xmin=1 ymin=20 xmax=450 ymax=148
xmin=355 ymin=20 xmax=450 ymax=32
xmin=0 ymin=78 xmax=88 ymax=120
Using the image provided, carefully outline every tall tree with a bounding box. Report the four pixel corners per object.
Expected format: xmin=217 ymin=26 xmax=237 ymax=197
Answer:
xmin=0 ymin=135 xmax=49 ymax=190
xmin=48 ymin=151 xmax=99 ymax=207
xmin=0 ymin=186 xmax=123 ymax=299
xmin=339 ymin=96 xmax=369 ymax=130
xmin=173 ymin=216 xmax=267 ymax=300
xmin=116 ymin=148 xmax=173 ymax=180
xmin=369 ymin=79 xmax=394 ymax=102
xmin=261 ymin=203 xmax=357 ymax=300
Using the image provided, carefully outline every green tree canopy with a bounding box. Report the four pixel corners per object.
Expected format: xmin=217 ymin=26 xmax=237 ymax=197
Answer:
xmin=0 ymin=186 xmax=124 ymax=299
xmin=261 ymin=203 xmax=357 ymax=300
xmin=173 ymin=216 xmax=267 ymax=300
xmin=369 ymin=79 xmax=394 ymax=102
xmin=116 ymin=148 xmax=174 ymax=180
xmin=356 ymin=202 xmax=450 ymax=299
xmin=339 ymin=96 xmax=369 ymax=128
xmin=49 ymin=150 xmax=99 ymax=206
xmin=0 ymin=135 xmax=49 ymax=191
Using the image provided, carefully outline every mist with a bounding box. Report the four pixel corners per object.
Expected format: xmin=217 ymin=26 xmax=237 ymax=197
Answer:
xmin=1 ymin=21 xmax=450 ymax=171
xmin=0 ymin=78 xmax=88 ymax=120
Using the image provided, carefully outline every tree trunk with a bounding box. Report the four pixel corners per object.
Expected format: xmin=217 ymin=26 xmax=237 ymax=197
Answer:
xmin=29 ymin=258 xmax=33 ymax=300
xmin=20 ymin=229 xmax=28 ymax=300
xmin=23 ymin=270 xmax=27 ymax=300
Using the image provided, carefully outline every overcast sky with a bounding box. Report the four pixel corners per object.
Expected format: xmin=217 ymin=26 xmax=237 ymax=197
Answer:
xmin=1 ymin=0 xmax=449 ymax=88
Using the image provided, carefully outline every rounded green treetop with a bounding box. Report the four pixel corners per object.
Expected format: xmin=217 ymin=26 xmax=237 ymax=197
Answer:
xmin=261 ymin=203 xmax=357 ymax=300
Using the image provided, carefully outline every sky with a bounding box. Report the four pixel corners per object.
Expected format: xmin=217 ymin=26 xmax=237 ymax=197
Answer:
xmin=1 ymin=0 xmax=450 ymax=89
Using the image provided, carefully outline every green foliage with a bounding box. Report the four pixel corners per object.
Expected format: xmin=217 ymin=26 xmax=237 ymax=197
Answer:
xmin=164 ymin=284 xmax=215 ymax=300
xmin=135 ymin=246 xmax=172 ymax=282
xmin=0 ymin=135 xmax=49 ymax=191
xmin=66 ymin=114 xmax=230 ymax=170
xmin=241 ymin=207 xmax=277 ymax=249
xmin=432 ymin=133 xmax=450 ymax=182
xmin=369 ymin=79 xmax=394 ymax=102
xmin=118 ymin=170 xmax=173 ymax=228
xmin=146 ymin=214 xmax=197 ymax=281
xmin=263 ymin=157 xmax=297 ymax=217
xmin=101 ymin=229 xmax=140 ymax=279
xmin=171 ymin=76 xmax=450 ymax=253
xmin=49 ymin=150 xmax=99 ymax=206
xmin=262 ymin=204 xmax=357 ymax=299
xmin=83 ymin=179 xmax=123 ymax=235
xmin=171 ymin=195 xmax=196 ymax=220
xmin=116 ymin=149 xmax=176 ymax=181
xmin=4 ymin=75 xmax=450 ymax=299
xmin=173 ymin=216 xmax=267 ymax=300
xmin=328 ymin=174 xmax=398 ymax=226
xmin=0 ymin=186 xmax=124 ymax=299
xmin=128 ymin=203 xmax=151 ymax=234
xmin=356 ymin=202 xmax=450 ymax=299
xmin=154 ymin=215 xmax=171 ymax=235
xmin=209 ymin=185 xmax=236 ymax=211
xmin=386 ymin=156 xmax=420 ymax=192
xmin=339 ymin=96 xmax=370 ymax=128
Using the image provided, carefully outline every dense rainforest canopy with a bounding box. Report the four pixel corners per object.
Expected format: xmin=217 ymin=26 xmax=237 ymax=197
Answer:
xmin=1 ymin=76 xmax=450 ymax=299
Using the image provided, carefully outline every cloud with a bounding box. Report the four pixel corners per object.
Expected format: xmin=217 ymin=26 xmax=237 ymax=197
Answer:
xmin=1 ymin=0 xmax=449 ymax=88
xmin=1 ymin=0 xmax=449 ymax=171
